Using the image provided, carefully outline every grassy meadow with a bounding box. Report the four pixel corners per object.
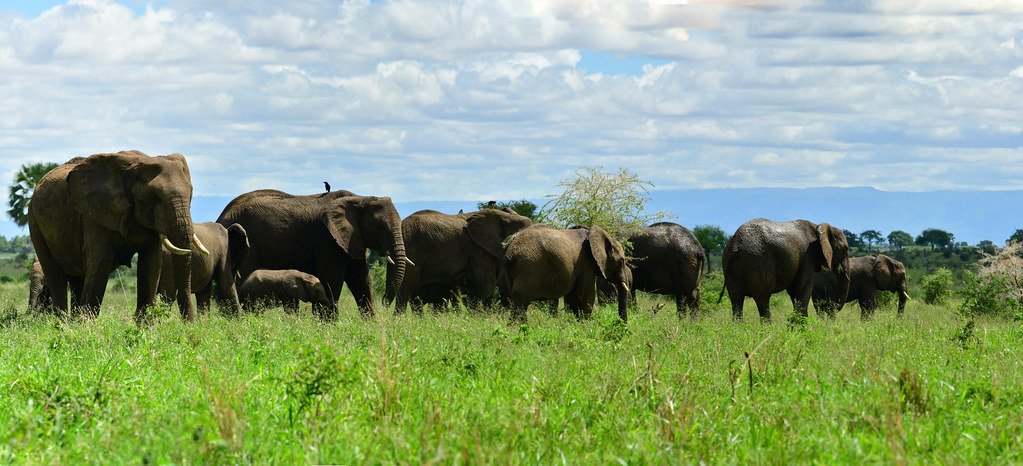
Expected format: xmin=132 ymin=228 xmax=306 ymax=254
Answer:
xmin=0 ymin=273 xmax=1021 ymax=464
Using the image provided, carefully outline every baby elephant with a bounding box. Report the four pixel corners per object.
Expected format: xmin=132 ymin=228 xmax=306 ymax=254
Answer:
xmin=813 ymin=254 xmax=910 ymax=318
xmin=239 ymin=269 xmax=332 ymax=313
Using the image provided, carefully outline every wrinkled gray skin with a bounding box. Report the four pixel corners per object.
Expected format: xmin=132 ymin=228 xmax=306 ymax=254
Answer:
xmin=28 ymin=151 xmax=202 ymax=321
xmin=28 ymin=257 xmax=52 ymax=310
xmin=601 ymin=222 xmax=706 ymax=317
xmin=813 ymin=254 xmax=910 ymax=318
xmin=217 ymin=189 xmax=406 ymax=318
xmin=157 ymin=222 xmax=250 ymax=315
xmin=721 ymin=218 xmax=850 ymax=322
xmin=499 ymin=225 xmax=632 ymax=322
xmin=385 ymin=208 xmax=532 ymax=314
xmin=239 ymin=269 xmax=332 ymax=313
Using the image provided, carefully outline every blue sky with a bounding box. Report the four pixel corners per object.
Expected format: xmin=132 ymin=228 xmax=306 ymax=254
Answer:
xmin=1 ymin=0 xmax=1022 ymax=238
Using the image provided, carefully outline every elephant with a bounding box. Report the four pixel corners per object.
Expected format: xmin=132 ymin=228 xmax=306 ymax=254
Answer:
xmin=28 ymin=257 xmax=52 ymax=310
xmin=614 ymin=222 xmax=706 ymax=317
xmin=28 ymin=150 xmax=207 ymax=320
xmin=720 ymin=218 xmax=849 ymax=321
xmin=499 ymin=225 xmax=632 ymax=322
xmin=157 ymin=222 xmax=250 ymax=315
xmin=239 ymin=269 xmax=332 ymax=313
xmin=812 ymin=254 xmax=910 ymax=318
xmin=385 ymin=208 xmax=532 ymax=314
xmin=216 ymin=189 xmax=407 ymax=318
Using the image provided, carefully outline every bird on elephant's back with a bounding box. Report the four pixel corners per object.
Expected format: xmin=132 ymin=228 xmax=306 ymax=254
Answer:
xmin=385 ymin=207 xmax=532 ymax=314
xmin=216 ymin=189 xmax=408 ymax=318
xmin=28 ymin=150 xmax=209 ymax=321
xmin=720 ymin=218 xmax=850 ymax=322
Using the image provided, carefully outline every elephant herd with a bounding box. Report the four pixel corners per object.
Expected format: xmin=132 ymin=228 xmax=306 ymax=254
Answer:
xmin=26 ymin=151 xmax=910 ymax=324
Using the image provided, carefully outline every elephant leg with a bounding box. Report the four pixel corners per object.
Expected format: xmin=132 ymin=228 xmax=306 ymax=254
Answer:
xmin=753 ymin=294 xmax=771 ymax=322
xmin=546 ymin=298 xmax=559 ymax=316
xmin=789 ymin=284 xmax=812 ymax=317
xmin=727 ymin=288 xmax=745 ymax=321
xmin=68 ymin=278 xmax=84 ymax=310
xmin=675 ymin=294 xmax=685 ymax=317
xmin=859 ymin=294 xmax=877 ymax=319
xmin=344 ymin=261 xmax=374 ymax=317
xmin=195 ymin=285 xmax=212 ymax=314
xmin=135 ymin=243 xmax=164 ymax=320
xmin=687 ymin=288 xmax=701 ymax=317
xmin=39 ymin=264 xmax=70 ymax=316
xmin=316 ymin=272 xmax=344 ymax=320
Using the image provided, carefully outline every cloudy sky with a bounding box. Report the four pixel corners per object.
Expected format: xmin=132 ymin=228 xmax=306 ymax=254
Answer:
xmin=1 ymin=0 xmax=1021 ymax=214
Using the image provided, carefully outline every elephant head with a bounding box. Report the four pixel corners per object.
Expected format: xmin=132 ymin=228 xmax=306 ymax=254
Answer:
xmin=66 ymin=150 xmax=206 ymax=319
xmin=226 ymin=223 xmax=250 ymax=279
xmin=872 ymin=254 xmax=910 ymax=312
xmin=323 ymin=195 xmax=407 ymax=294
xmin=816 ymin=222 xmax=850 ymax=305
xmin=294 ymin=274 xmax=332 ymax=306
xmin=587 ymin=225 xmax=632 ymax=321
xmin=465 ymin=209 xmax=533 ymax=258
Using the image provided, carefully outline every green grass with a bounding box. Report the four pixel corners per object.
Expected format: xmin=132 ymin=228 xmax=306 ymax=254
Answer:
xmin=0 ymin=278 xmax=1021 ymax=464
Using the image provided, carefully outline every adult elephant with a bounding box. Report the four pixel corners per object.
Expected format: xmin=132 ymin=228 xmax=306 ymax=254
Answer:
xmin=28 ymin=150 xmax=207 ymax=320
xmin=157 ymin=222 xmax=250 ymax=315
xmin=499 ymin=225 xmax=631 ymax=322
xmin=627 ymin=222 xmax=706 ymax=317
xmin=813 ymin=254 xmax=910 ymax=318
xmin=720 ymin=218 xmax=849 ymax=321
xmin=386 ymin=208 xmax=532 ymax=313
xmin=216 ymin=189 xmax=407 ymax=318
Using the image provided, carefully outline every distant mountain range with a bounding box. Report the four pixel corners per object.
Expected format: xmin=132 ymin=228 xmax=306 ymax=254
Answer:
xmin=5 ymin=188 xmax=1020 ymax=245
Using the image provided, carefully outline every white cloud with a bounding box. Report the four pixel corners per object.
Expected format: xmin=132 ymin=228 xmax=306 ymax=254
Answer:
xmin=0 ymin=0 xmax=1020 ymax=212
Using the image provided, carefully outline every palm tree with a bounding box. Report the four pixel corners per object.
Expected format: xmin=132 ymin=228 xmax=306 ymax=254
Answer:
xmin=7 ymin=162 xmax=59 ymax=227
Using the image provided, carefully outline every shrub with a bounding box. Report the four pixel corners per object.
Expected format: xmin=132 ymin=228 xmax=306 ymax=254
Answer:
xmin=920 ymin=268 xmax=954 ymax=305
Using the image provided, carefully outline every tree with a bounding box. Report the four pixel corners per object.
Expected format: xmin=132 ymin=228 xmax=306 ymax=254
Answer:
xmin=887 ymin=230 xmax=913 ymax=250
xmin=861 ymin=230 xmax=883 ymax=252
xmin=915 ymin=228 xmax=954 ymax=250
xmin=477 ymin=199 xmax=538 ymax=220
xmin=843 ymin=230 xmax=863 ymax=249
xmin=693 ymin=225 xmax=728 ymax=272
xmin=1008 ymin=229 xmax=1023 ymax=245
xmin=541 ymin=166 xmax=668 ymax=242
xmin=7 ymin=162 xmax=59 ymax=227
xmin=977 ymin=240 xmax=997 ymax=255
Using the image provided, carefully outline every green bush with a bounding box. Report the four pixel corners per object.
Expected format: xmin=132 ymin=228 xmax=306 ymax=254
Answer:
xmin=921 ymin=268 xmax=954 ymax=305
xmin=958 ymin=272 xmax=1023 ymax=319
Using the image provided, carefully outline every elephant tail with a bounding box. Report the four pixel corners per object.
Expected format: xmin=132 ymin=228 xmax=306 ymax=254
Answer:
xmin=717 ymin=283 xmax=725 ymax=304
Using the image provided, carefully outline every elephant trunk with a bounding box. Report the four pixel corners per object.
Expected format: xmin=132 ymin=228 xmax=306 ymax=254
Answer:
xmin=616 ymin=281 xmax=630 ymax=322
xmin=387 ymin=227 xmax=407 ymax=303
xmin=897 ymin=281 xmax=910 ymax=314
xmin=163 ymin=197 xmax=196 ymax=321
xmin=836 ymin=261 xmax=851 ymax=309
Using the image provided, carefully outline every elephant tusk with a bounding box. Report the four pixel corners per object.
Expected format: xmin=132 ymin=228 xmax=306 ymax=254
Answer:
xmin=621 ymin=282 xmax=630 ymax=295
xmin=193 ymin=233 xmax=210 ymax=257
xmin=386 ymin=255 xmax=396 ymax=265
xmin=405 ymin=257 xmax=416 ymax=267
xmin=901 ymin=291 xmax=911 ymax=301
xmin=161 ymin=235 xmax=192 ymax=256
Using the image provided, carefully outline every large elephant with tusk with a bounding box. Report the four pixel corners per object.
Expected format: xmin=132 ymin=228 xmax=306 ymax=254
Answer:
xmin=217 ymin=189 xmax=408 ymax=318
xmin=28 ymin=150 xmax=208 ymax=321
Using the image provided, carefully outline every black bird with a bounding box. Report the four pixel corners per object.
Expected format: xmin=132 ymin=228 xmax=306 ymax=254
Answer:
xmin=323 ymin=181 xmax=330 ymax=192
xmin=486 ymin=200 xmax=496 ymax=207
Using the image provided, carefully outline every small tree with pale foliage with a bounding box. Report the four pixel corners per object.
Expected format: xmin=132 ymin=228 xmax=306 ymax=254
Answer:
xmin=540 ymin=166 xmax=669 ymax=243
xmin=959 ymin=242 xmax=1023 ymax=318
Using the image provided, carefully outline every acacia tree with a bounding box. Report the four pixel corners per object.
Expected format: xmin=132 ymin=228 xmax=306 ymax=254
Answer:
xmin=541 ymin=166 xmax=668 ymax=243
xmin=693 ymin=225 xmax=728 ymax=272
xmin=1008 ymin=229 xmax=1023 ymax=245
xmin=888 ymin=230 xmax=913 ymax=250
xmin=861 ymin=230 xmax=883 ymax=252
xmin=916 ymin=228 xmax=954 ymax=250
xmin=7 ymin=162 xmax=59 ymax=227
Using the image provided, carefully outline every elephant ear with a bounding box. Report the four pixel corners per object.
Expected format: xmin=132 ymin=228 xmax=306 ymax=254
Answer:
xmin=588 ymin=225 xmax=616 ymax=280
xmin=323 ymin=199 xmax=366 ymax=260
xmin=227 ymin=223 xmax=250 ymax=276
xmin=872 ymin=255 xmax=894 ymax=290
xmin=66 ymin=153 xmax=138 ymax=235
xmin=816 ymin=222 xmax=835 ymax=272
xmin=466 ymin=211 xmax=505 ymax=258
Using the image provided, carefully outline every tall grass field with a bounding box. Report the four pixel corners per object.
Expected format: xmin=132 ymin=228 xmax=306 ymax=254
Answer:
xmin=1 ymin=273 xmax=1021 ymax=464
